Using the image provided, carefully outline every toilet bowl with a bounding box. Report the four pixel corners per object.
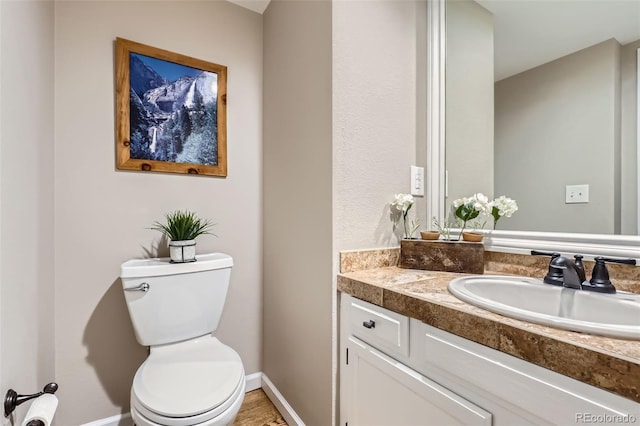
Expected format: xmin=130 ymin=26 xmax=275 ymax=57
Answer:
xmin=121 ymin=253 xmax=244 ymax=426
xmin=130 ymin=336 xmax=245 ymax=426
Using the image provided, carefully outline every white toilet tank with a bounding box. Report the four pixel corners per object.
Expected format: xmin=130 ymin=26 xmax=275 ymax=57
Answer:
xmin=120 ymin=253 xmax=233 ymax=346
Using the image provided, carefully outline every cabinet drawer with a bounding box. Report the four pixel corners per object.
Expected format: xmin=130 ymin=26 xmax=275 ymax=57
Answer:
xmin=346 ymin=296 xmax=409 ymax=357
xmin=412 ymin=321 xmax=640 ymax=424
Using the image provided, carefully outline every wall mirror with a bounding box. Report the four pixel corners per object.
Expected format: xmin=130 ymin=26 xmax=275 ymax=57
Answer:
xmin=426 ymin=0 xmax=640 ymax=259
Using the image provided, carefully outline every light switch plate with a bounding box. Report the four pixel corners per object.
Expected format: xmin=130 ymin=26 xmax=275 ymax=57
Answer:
xmin=411 ymin=166 xmax=424 ymax=196
xmin=566 ymin=184 xmax=589 ymax=204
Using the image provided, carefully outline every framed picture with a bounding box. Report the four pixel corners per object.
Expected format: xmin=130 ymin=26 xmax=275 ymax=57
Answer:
xmin=115 ymin=37 xmax=227 ymax=177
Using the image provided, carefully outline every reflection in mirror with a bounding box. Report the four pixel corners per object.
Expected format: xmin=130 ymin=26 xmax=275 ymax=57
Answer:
xmin=445 ymin=0 xmax=640 ymax=235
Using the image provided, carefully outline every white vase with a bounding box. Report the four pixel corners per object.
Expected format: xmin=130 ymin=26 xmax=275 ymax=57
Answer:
xmin=169 ymin=239 xmax=196 ymax=263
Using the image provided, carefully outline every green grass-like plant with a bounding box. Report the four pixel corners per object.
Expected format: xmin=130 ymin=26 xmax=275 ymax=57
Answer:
xmin=150 ymin=210 xmax=215 ymax=241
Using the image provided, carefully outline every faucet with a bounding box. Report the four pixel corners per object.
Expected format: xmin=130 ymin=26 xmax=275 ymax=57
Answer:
xmin=532 ymin=250 xmax=637 ymax=293
xmin=533 ymin=250 xmax=585 ymax=289
xmin=546 ymin=256 xmax=584 ymax=290
xmin=581 ymin=256 xmax=636 ymax=294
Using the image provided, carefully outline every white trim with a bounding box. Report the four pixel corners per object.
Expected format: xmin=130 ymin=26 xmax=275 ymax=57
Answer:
xmin=80 ymin=412 xmax=132 ymax=426
xmin=245 ymin=371 xmax=262 ymax=392
xmin=484 ymin=230 xmax=640 ymax=262
xmin=426 ymin=0 xmax=446 ymax=227
xmin=261 ymin=373 xmax=305 ymax=426
xmin=636 ymin=47 xmax=640 ymax=233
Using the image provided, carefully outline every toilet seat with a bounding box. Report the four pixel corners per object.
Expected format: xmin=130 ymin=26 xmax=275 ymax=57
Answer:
xmin=131 ymin=335 xmax=245 ymax=426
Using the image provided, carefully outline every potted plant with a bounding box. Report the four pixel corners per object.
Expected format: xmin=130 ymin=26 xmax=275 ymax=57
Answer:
xmin=150 ymin=210 xmax=215 ymax=263
xmin=448 ymin=193 xmax=519 ymax=241
xmin=452 ymin=193 xmax=490 ymax=242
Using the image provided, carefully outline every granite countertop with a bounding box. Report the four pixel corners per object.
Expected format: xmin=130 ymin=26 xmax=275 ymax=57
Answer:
xmin=337 ymin=266 xmax=640 ymax=404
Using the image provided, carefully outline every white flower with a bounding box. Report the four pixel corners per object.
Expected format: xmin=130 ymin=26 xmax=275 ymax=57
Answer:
xmin=491 ymin=195 xmax=518 ymax=218
xmin=473 ymin=193 xmax=489 ymax=208
xmin=391 ymin=193 xmax=419 ymax=238
xmin=453 ymin=193 xmax=490 ymax=213
xmin=452 ymin=197 xmax=466 ymax=209
xmin=391 ymin=193 xmax=414 ymax=213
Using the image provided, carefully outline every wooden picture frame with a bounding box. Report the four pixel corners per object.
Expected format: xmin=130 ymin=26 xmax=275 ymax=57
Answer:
xmin=115 ymin=37 xmax=227 ymax=177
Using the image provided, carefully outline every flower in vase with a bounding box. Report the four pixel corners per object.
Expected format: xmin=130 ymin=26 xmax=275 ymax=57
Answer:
xmin=391 ymin=193 xmax=419 ymax=239
xmin=452 ymin=193 xmax=490 ymax=237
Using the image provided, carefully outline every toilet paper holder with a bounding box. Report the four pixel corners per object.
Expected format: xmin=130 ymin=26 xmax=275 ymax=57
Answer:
xmin=4 ymin=383 xmax=58 ymax=417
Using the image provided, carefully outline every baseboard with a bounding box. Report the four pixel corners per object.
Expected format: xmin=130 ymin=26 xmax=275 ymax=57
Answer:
xmin=261 ymin=374 xmax=305 ymax=426
xmin=80 ymin=412 xmax=133 ymax=426
xmin=81 ymin=372 xmax=266 ymax=426
xmin=245 ymin=371 xmax=262 ymax=392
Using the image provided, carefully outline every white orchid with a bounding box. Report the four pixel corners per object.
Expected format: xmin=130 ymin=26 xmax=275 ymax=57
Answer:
xmin=391 ymin=193 xmax=414 ymax=214
xmin=391 ymin=193 xmax=419 ymax=239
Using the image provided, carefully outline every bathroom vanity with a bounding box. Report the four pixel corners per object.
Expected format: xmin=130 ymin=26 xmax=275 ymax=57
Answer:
xmin=338 ymin=252 xmax=640 ymax=426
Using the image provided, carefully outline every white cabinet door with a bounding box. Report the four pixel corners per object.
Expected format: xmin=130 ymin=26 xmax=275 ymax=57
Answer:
xmin=342 ymin=336 xmax=492 ymax=426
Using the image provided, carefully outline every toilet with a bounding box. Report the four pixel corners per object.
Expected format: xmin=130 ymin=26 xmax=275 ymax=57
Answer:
xmin=120 ymin=253 xmax=245 ymax=426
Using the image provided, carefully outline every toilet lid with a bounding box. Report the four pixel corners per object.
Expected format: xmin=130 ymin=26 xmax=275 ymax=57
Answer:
xmin=133 ymin=337 xmax=244 ymax=417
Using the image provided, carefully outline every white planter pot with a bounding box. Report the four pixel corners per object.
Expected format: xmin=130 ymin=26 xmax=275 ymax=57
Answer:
xmin=169 ymin=240 xmax=196 ymax=263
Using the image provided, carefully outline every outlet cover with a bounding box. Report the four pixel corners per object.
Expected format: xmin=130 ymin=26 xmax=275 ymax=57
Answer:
xmin=565 ymin=184 xmax=589 ymax=204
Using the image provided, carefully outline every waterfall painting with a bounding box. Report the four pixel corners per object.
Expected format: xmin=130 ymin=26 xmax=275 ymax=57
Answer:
xmin=115 ymin=38 xmax=227 ymax=177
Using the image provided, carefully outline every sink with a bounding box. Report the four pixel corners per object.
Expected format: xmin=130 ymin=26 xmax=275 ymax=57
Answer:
xmin=448 ymin=275 xmax=640 ymax=340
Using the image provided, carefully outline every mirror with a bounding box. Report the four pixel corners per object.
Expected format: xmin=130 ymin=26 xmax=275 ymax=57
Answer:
xmin=444 ymin=0 xmax=640 ymax=236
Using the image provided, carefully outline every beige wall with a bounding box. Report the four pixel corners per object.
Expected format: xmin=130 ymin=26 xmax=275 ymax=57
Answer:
xmin=262 ymin=1 xmax=333 ymax=425
xmin=263 ymin=1 xmax=423 ymax=424
xmin=0 ymin=2 xmax=55 ymax=425
xmin=495 ymin=39 xmax=621 ymax=234
xmin=54 ymin=1 xmax=262 ymax=424
xmin=333 ymin=0 xmax=424 ymax=249
xmin=332 ymin=2 xmax=425 ymax=421
xmin=445 ymin=0 xmax=494 ymax=208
